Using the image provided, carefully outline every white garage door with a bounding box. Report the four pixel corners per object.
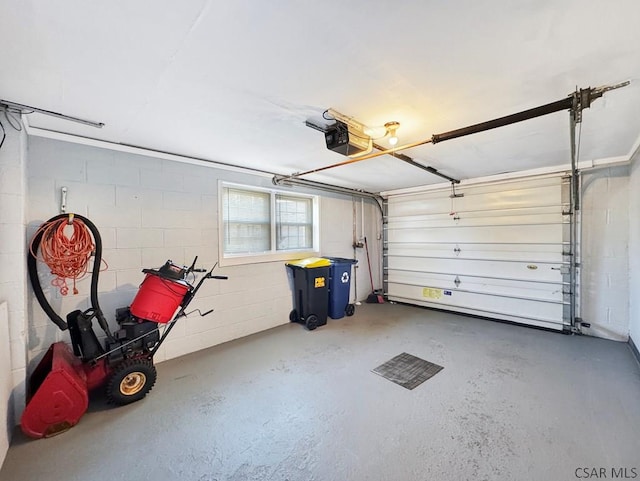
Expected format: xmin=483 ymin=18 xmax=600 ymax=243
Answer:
xmin=384 ymin=174 xmax=573 ymax=331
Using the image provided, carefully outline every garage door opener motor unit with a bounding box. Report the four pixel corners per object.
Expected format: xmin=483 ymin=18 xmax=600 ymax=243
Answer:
xmin=324 ymin=120 xmax=371 ymax=157
xmin=21 ymin=213 xmax=228 ymax=439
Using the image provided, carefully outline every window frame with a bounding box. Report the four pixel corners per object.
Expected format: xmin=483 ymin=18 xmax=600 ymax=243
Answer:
xmin=218 ymin=181 xmax=320 ymax=266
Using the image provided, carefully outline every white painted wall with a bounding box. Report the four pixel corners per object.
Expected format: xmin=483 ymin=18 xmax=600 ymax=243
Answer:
xmin=0 ymin=302 xmax=10 ymax=470
xmin=25 ymin=136 xmax=380 ymax=373
xmin=628 ymin=151 xmax=640 ymax=348
xmin=0 ymin=125 xmax=28 ymax=465
xmin=321 ymin=196 xmax=383 ymax=299
xmin=580 ymin=166 xmax=630 ymax=341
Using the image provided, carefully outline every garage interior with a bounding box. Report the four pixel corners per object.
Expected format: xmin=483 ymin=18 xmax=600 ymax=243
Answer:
xmin=1 ymin=2 xmax=640 ymax=480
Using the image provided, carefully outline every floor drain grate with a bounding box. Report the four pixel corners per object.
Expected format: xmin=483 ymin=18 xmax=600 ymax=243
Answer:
xmin=372 ymin=352 xmax=444 ymax=390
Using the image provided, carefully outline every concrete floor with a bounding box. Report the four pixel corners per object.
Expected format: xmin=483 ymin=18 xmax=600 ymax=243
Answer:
xmin=2 ymin=303 xmax=639 ymax=481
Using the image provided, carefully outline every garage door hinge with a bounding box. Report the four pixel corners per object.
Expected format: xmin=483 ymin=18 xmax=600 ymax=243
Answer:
xmin=454 ymin=276 xmax=461 ymax=287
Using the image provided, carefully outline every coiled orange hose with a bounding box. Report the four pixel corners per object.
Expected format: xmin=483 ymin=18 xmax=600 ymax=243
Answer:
xmin=30 ymin=216 xmax=104 ymax=295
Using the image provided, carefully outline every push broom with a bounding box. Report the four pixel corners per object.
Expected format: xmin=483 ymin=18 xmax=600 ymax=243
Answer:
xmin=364 ymin=237 xmax=384 ymax=303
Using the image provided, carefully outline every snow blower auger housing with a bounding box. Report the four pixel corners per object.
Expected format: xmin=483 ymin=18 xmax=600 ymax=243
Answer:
xmin=21 ymin=213 xmax=227 ymax=439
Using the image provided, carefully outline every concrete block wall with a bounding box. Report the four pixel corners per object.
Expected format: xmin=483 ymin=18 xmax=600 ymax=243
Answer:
xmin=628 ymin=152 xmax=639 ymax=348
xmin=26 ymin=136 xmax=378 ymax=373
xmin=580 ymin=165 xmax=630 ymax=341
xmin=0 ymin=126 xmax=28 ymax=462
xmin=0 ymin=303 xmax=9 ymax=468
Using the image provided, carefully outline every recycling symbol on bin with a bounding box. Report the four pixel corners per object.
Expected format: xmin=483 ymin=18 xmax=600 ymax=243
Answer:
xmin=341 ymin=272 xmax=350 ymax=284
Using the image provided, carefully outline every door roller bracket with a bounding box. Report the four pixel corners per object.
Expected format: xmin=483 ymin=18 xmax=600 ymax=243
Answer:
xmin=449 ymin=181 xmax=464 ymax=199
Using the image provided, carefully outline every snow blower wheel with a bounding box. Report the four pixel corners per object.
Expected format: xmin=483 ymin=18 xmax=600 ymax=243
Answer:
xmin=106 ymin=358 xmax=157 ymax=405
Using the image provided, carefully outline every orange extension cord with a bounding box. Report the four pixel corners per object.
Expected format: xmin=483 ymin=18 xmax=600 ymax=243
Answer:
xmin=30 ymin=215 xmax=105 ymax=295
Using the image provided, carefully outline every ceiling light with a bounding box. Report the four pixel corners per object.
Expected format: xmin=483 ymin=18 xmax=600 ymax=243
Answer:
xmin=385 ymin=121 xmax=400 ymax=146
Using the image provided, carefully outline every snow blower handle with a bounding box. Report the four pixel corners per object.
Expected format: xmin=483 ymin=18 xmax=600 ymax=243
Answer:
xmin=188 ymin=256 xmax=214 ymax=274
xmin=187 ymin=256 xmax=199 ymax=273
xmin=203 ymin=262 xmax=227 ymax=280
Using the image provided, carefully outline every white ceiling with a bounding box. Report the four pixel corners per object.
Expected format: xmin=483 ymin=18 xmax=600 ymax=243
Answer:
xmin=2 ymin=0 xmax=640 ymax=192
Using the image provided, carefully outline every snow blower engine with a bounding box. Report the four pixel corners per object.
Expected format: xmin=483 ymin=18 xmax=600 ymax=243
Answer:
xmin=21 ymin=213 xmax=227 ymax=439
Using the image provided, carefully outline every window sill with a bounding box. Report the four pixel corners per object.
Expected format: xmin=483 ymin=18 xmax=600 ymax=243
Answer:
xmin=219 ymin=250 xmax=320 ymax=267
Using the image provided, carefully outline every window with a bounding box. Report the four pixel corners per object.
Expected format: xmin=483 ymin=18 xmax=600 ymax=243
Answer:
xmin=276 ymin=194 xmax=313 ymax=250
xmin=222 ymin=188 xmax=271 ymax=254
xmin=220 ymin=183 xmax=319 ymax=264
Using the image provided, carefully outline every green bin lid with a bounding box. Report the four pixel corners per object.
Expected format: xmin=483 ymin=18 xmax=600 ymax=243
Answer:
xmin=286 ymin=257 xmax=330 ymax=268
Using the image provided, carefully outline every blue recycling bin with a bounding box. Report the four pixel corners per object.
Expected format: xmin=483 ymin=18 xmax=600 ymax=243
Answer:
xmin=325 ymin=257 xmax=357 ymax=319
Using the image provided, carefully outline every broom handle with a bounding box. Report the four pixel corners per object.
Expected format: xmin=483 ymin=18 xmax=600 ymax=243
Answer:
xmin=364 ymin=236 xmax=375 ymax=291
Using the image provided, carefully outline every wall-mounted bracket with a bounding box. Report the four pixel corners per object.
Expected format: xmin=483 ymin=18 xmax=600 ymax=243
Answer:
xmin=60 ymin=187 xmax=67 ymax=214
xmin=449 ymin=181 xmax=464 ymax=198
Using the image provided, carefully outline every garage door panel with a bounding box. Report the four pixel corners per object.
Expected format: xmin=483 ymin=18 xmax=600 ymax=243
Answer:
xmin=447 ymin=176 xmax=565 ymax=196
xmin=386 ymin=294 xmax=564 ymax=331
xmin=388 ymin=180 xmax=565 ymax=217
xmin=387 ymin=285 xmax=564 ymax=325
xmin=387 ymin=256 xmax=564 ymax=283
xmin=453 ymin=185 xmax=562 ymax=212
xmin=387 ymin=270 xmax=565 ymax=302
xmin=388 ymin=197 xmax=450 ymax=217
xmin=387 ymin=224 xmax=563 ymax=244
xmin=388 ymin=212 xmax=564 ymax=230
xmin=384 ymin=174 xmax=570 ymax=330
xmin=385 ymin=242 xmax=565 ymax=262
xmin=388 ymin=205 xmax=563 ymax=223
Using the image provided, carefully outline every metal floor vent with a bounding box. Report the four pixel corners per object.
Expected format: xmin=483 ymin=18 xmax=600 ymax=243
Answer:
xmin=372 ymin=352 xmax=443 ymax=390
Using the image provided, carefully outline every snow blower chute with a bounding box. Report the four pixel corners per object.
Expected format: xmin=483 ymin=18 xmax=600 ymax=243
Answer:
xmin=21 ymin=213 xmax=227 ymax=438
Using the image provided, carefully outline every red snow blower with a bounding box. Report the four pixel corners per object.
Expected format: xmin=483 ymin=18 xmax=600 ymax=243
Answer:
xmin=21 ymin=213 xmax=227 ymax=439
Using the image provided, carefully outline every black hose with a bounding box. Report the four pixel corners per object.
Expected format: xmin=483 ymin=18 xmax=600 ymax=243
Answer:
xmin=27 ymin=220 xmax=66 ymax=330
xmin=27 ymin=213 xmax=114 ymax=340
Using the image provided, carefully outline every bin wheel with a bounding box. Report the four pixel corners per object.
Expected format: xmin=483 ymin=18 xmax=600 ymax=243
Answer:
xmin=305 ymin=314 xmax=319 ymax=331
xmin=289 ymin=309 xmax=299 ymax=323
xmin=106 ymin=358 xmax=157 ymax=405
xmin=345 ymin=304 xmax=355 ymax=317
